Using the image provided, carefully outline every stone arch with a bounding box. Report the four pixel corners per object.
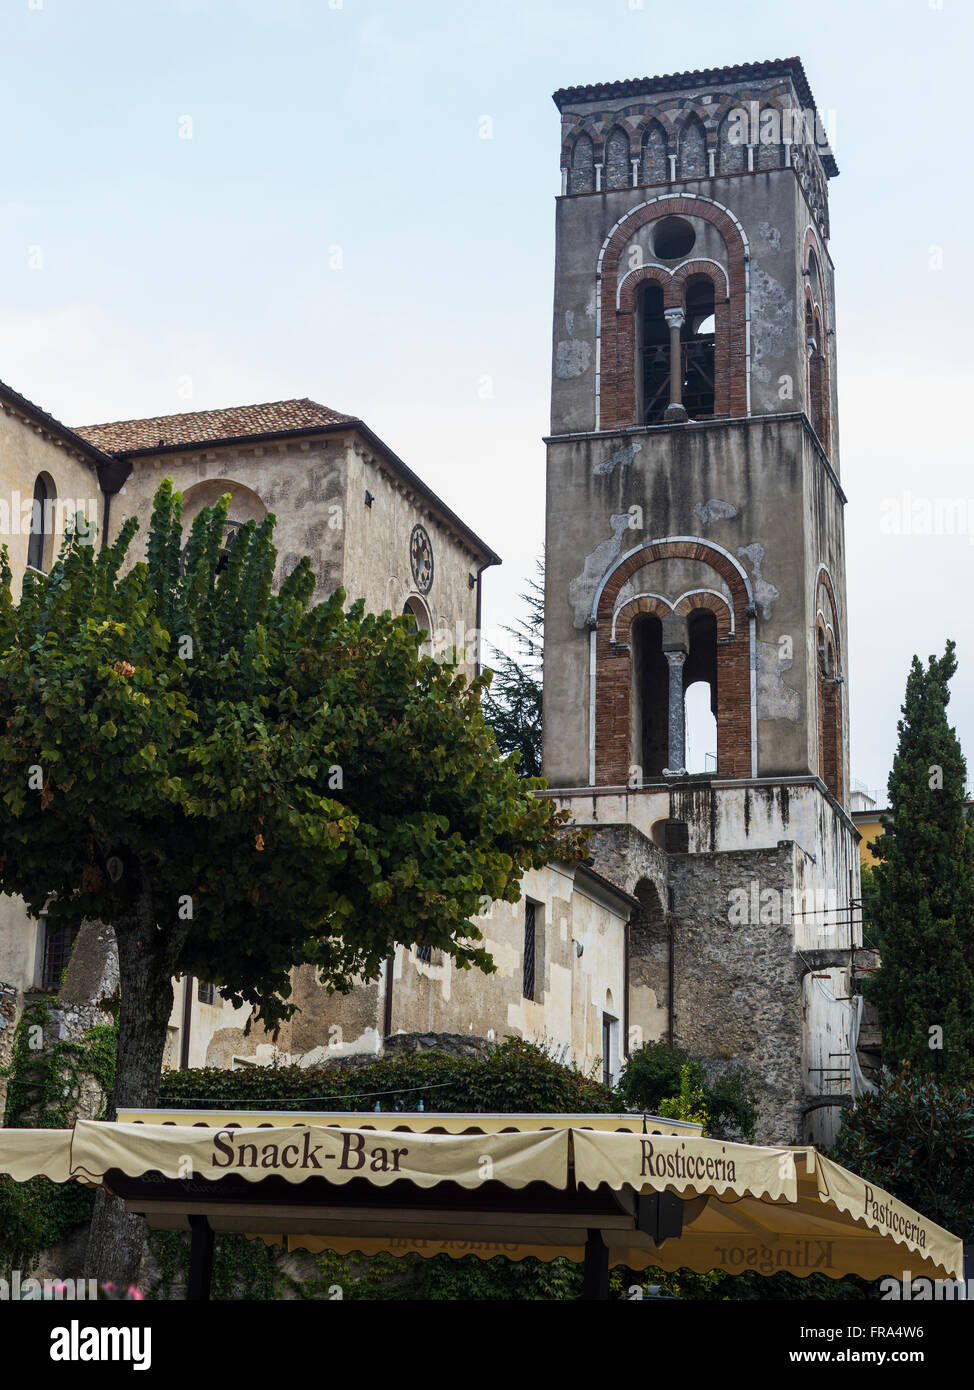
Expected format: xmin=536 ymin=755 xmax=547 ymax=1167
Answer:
xmin=568 ymin=132 xmax=595 ymax=194
xmin=717 ymin=108 xmax=746 ymax=173
xmin=754 ymin=103 xmax=785 ymax=169
xmin=604 ymin=126 xmax=631 ymax=189
xmin=604 ymin=197 xmax=746 ymax=426
xmin=180 ymin=478 xmax=267 ymax=529
xmin=640 ymin=119 xmax=669 ymax=186
xmin=402 ymin=593 xmax=432 ymax=635
xmin=591 ymin=538 xmax=754 ymax=784
xmin=678 ymin=114 xmax=707 ymax=180
xmin=628 ymin=874 xmax=671 ymax=1053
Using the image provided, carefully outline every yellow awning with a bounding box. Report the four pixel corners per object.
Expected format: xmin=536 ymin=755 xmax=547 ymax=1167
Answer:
xmin=0 ymin=1114 xmax=962 ymax=1285
xmin=69 ymin=1118 xmax=570 ymax=1191
xmin=0 ymin=1127 xmax=73 ymax=1183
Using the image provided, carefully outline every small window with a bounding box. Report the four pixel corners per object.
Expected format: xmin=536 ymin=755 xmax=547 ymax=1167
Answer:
xmin=602 ymin=1013 xmax=619 ymax=1087
xmin=416 ymin=944 xmax=433 ymax=965
xmin=523 ymin=901 xmax=537 ymax=1000
xmin=42 ymin=918 xmax=80 ymax=993
xmin=197 ymin=981 xmax=215 ymax=1005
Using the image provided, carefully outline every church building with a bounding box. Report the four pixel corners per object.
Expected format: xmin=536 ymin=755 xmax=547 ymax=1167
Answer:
xmin=0 ymin=56 xmax=867 ymax=1148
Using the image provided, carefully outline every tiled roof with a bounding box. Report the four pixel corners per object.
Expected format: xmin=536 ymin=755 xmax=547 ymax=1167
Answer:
xmin=73 ymin=397 xmax=356 ymax=455
xmin=554 ymin=56 xmax=813 ymax=108
xmin=552 ymin=56 xmax=837 ymax=176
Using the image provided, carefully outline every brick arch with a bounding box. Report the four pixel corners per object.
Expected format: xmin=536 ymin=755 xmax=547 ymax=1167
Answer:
xmin=803 ymin=228 xmax=832 ymax=456
xmin=673 ymin=589 xmax=733 ymax=637
xmin=591 ymin=539 xmax=754 ymax=784
xmin=597 ymin=195 xmax=748 ymax=427
xmin=814 ymin=566 xmax=843 ymax=805
xmin=612 ymin=592 xmax=672 ymax=644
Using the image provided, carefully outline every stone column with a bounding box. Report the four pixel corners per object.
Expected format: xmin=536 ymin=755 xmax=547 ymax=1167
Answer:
xmin=663 ymin=309 xmax=688 ymax=422
xmin=661 ymin=614 xmax=689 ymax=778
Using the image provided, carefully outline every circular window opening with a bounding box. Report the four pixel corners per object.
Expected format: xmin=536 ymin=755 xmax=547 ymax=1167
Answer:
xmin=652 ymin=216 xmax=696 ymax=260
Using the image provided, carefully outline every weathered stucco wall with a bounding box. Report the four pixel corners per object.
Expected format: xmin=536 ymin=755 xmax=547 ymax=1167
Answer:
xmin=0 ymin=403 xmax=101 ymax=600
xmin=167 ymin=862 xmax=633 ymax=1086
xmin=543 ymin=417 xmax=846 ymax=791
xmin=107 ymin=434 xmax=347 ymax=600
xmin=340 ymin=437 xmax=484 ymax=677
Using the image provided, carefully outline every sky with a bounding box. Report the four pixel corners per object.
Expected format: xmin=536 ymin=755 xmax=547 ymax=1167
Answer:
xmin=0 ymin=0 xmax=970 ymax=801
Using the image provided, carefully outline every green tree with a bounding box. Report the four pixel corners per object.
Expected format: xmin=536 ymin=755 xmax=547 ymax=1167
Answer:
xmin=864 ymin=642 xmax=974 ymax=1081
xmin=831 ymin=1063 xmax=974 ymax=1245
xmin=482 ymin=553 xmax=544 ymax=777
xmin=0 ymin=485 xmax=579 ymax=1279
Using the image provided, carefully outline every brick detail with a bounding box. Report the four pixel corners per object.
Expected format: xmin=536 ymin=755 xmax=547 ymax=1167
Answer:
xmin=815 ymin=569 xmax=843 ymax=806
xmin=803 ymin=227 xmax=832 ymax=459
xmin=594 ymin=541 xmax=751 ymax=783
xmin=600 ymin=197 xmax=747 ymax=428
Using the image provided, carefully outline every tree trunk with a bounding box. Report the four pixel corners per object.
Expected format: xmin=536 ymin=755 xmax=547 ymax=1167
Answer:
xmin=83 ymin=893 xmax=176 ymax=1289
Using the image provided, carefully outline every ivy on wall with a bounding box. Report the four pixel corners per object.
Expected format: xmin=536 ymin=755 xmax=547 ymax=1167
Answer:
xmin=0 ymin=995 xmax=116 ymax=1271
xmin=2 ymin=997 xmax=117 ymax=1129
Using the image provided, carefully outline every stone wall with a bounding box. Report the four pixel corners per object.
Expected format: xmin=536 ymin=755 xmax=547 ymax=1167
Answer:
xmin=667 ymin=843 xmax=806 ymax=1144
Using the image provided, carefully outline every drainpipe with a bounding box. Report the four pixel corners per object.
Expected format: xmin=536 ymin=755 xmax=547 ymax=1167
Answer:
xmin=95 ymin=459 xmax=132 ymax=550
xmin=667 ymin=885 xmax=676 ymax=1046
xmin=179 ymin=975 xmax=193 ymax=1069
xmin=623 ymin=921 xmax=630 ymax=1059
xmin=383 ymin=952 xmax=394 ymax=1041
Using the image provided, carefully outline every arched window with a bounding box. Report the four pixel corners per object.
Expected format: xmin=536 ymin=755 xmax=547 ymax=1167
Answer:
xmin=604 ymin=127 xmax=630 ymax=189
xmin=678 ymin=116 xmax=707 ymax=179
xmin=636 ymin=283 xmax=670 ymax=426
xmin=568 ymin=133 xmax=594 ymax=194
xmin=816 ymin=610 xmax=842 ymax=803
xmin=682 ymin=276 xmax=716 ymax=419
xmin=684 ymin=610 xmax=718 ymax=773
xmin=631 ymin=614 xmax=668 ymax=777
xmin=640 ymin=120 xmax=668 ymax=185
xmin=27 ymin=474 xmax=52 ymax=572
xmin=806 ymin=299 xmax=828 ymax=449
xmin=402 ymin=597 xmax=430 ymax=635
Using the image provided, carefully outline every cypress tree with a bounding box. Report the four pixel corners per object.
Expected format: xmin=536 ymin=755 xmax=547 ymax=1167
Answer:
xmin=865 ymin=641 xmax=974 ymax=1081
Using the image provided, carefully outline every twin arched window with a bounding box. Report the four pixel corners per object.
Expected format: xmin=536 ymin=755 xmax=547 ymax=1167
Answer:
xmin=637 ymin=273 xmax=716 ymax=425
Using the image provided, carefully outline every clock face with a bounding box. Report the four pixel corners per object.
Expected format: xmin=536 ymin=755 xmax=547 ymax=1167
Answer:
xmin=410 ymin=523 xmax=434 ymax=594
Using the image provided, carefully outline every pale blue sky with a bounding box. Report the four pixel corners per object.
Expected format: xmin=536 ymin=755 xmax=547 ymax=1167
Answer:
xmin=0 ymin=0 xmax=970 ymax=799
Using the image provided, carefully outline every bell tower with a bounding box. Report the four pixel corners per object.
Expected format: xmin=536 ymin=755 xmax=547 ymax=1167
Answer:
xmin=541 ymin=59 xmax=863 ymax=1146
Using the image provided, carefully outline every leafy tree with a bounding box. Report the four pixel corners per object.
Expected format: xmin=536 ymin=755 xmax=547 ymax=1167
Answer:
xmin=831 ymin=1063 xmax=974 ymax=1245
xmin=0 ymin=485 xmax=579 ymax=1279
xmin=482 ymin=553 xmax=544 ymax=777
xmin=859 ymin=862 xmax=881 ymax=952
xmin=864 ymin=642 xmax=974 ymax=1080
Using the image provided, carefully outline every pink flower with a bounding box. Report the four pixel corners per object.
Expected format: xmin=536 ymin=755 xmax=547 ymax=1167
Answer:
xmin=127 ymin=1286 xmax=144 ymax=1300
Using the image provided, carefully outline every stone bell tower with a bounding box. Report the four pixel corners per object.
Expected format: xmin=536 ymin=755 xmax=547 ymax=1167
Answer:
xmin=541 ymin=59 xmax=865 ymax=1146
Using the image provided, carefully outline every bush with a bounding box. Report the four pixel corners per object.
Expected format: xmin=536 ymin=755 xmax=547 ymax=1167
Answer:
xmin=159 ymin=1036 xmax=619 ymax=1114
xmin=616 ymin=1041 xmax=759 ymax=1141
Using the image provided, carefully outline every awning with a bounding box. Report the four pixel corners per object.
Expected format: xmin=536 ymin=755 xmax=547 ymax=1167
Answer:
xmin=69 ymin=1118 xmax=570 ymax=1191
xmin=0 ymin=1127 xmax=73 ymax=1183
xmin=0 ymin=1112 xmax=962 ymax=1294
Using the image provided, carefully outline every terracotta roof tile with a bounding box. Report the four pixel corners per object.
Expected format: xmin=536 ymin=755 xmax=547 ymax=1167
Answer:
xmin=73 ymin=397 xmax=356 ymax=455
